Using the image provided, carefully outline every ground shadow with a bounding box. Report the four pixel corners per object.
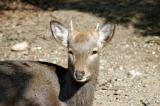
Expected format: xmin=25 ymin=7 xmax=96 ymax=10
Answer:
xmin=0 ymin=0 xmax=160 ymax=36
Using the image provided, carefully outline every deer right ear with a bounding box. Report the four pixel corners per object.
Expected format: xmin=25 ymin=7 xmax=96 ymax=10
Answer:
xmin=97 ymin=23 xmax=115 ymax=48
xmin=50 ymin=21 xmax=69 ymax=47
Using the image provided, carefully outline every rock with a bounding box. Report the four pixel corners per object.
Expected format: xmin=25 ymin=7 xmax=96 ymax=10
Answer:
xmin=31 ymin=46 xmax=42 ymax=51
xmin=119 ymin=66 xmax=124 ymax=70
xmin=152 ymin=51 xmax=156 ymax=55
xmin=11 ymin=41 xmax=29 ymax=51
xmin=100 ymin=66 xmax=104 ymax=70
xmin=128 ymin=70 xmax=142 ymax=78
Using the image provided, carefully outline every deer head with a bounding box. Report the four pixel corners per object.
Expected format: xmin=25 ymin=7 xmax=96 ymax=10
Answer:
xmin=50 ymin=20 xmax=115 ymax=83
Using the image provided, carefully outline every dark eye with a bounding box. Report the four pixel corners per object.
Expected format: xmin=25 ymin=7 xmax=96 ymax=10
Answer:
xmin=91 ymin=50 xmax=98 ymax=55
xmin=68 ymin=50 xmax=73 ymax=55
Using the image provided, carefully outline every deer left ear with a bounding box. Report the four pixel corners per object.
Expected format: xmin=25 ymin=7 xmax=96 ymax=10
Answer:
xmin=97 ymin=23 xmax=115 ymax=48
xmin=50 ymin=20 xmax=69 ymax=47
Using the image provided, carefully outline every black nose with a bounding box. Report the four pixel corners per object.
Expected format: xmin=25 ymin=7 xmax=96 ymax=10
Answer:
xmin=75 ymin=71 xmax=85 ymax=80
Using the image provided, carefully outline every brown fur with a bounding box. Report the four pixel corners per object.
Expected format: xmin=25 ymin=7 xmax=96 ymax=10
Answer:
xmin=74 ymin=32 xmax=93 ymax=43
xmin=64 ymin=30 xmax=100 ymax=106
xmin=0 ymin=61 xmax=62 ymax=106
xmin=0 ymin=60 xmax=98 ymax=106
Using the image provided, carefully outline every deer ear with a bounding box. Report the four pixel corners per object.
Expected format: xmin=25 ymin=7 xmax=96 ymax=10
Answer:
xmin=97 ymin=23 xmax=115 ymax=48
xmin=50 ymin=21 xmax=68 ymax=47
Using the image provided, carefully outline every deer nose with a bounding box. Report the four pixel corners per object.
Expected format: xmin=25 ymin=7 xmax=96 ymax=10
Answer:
xmin=75 ymin=71 xmax=85 ymax=80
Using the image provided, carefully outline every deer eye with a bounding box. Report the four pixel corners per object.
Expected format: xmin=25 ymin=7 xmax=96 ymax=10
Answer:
xmin=90 ymin=48 xmax=98 ymax=55
xmin=68 ymin=50 xmax=73 ymax=55
xmin=91 ymin=50 xmax=98 ymax=55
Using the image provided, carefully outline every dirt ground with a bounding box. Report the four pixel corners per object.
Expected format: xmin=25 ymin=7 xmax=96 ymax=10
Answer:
xmin=0 ymin=6 xmax=160 ymax=106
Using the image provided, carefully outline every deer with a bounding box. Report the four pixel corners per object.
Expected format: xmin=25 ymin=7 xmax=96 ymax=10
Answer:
xmin=0 ymin=20 xmax=115 ymax=106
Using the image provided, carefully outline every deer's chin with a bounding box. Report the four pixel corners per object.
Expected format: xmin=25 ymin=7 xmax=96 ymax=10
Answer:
xmin=73 ymin=75 xmax=90 ymax=83
xmin=75 ymin=78 xmax=88 ymax=83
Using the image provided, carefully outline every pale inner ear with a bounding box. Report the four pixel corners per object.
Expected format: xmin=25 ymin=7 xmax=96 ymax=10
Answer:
xmin=98 ymin=24 xmax=115 ymax=48
xmin=50 ymin=21 xmax=68 ymax=47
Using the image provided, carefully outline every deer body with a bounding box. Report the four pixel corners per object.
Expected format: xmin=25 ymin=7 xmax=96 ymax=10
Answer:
xmin=0 ymin=20 xmax=115 ymax=106
xmin=0 ymin=61 xmax=62 ymax=106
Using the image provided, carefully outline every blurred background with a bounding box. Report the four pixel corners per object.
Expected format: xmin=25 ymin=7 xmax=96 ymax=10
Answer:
xmin=0 ymin=0 xmax=160 ymax=36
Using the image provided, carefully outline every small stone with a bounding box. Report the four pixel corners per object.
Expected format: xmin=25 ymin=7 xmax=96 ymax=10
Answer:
xmin=100 ymin=66 xmax=104 ymax=70
xmin=128 ymin=70 xmax=142 ymax=78
xmin=152 ymin=51 xmax=156 ymax=55
xmin=11 ymin=41 xmax=29 ymax=51
xmin=31 ymin=46 xmax=42 ymax=51
xmin=36 ymin=47 xmax=42 ymax=50
xmin=119 ymin=66 xmax=124 ymax=70
xmin=125 ymin=44 xmax=129 ymax=48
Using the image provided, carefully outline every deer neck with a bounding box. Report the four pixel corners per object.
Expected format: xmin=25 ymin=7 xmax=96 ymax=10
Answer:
xmin=59 ymin=60 xmax=99 ymax=106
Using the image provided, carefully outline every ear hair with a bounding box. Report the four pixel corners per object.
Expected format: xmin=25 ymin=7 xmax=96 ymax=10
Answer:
xmin=50 ymin=20 xmax=69 ymax=47
xmin=98 ymin=23 xmax=116 ymax=48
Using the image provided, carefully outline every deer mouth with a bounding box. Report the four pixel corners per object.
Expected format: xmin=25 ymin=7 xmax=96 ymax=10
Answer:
xmin=73 ymin=72 xmax=90 ymax=83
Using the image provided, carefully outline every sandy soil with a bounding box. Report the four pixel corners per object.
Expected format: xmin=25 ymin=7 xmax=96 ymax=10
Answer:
xmin=0 ymin=9 xmax=160 ymax=106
